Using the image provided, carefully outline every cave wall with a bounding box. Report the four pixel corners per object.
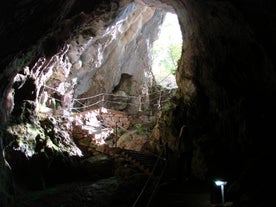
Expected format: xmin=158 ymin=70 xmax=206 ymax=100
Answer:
xmin=175 ymin=0 xmax=275 ymax=150
xmin=174 ymin=0 xmax=276 ymax=175
xmin=71 ymin=3 xmax=165 ymax=111
xmin=0 ymin=0 xmax=166 ymax=122
xmin=159 ymin=0 xmax=276 ymax=205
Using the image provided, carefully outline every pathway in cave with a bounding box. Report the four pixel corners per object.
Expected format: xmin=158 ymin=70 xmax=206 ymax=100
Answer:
xmin=70 ymin=112 xmax=216 ymax=207
xmin=69 ymin=102 xmax=212 ymax=207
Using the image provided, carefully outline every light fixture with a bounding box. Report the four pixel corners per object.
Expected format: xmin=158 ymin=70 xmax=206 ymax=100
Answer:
xmin=215 ymin=180 xmax=227 ymax=204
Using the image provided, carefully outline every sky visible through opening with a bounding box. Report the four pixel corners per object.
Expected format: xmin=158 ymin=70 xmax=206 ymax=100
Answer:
xmin=152 ymin=12 xmax=182 ymax=89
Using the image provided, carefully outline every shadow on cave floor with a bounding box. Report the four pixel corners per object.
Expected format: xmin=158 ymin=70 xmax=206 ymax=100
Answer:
xmin=149 ymin=178 xmax=211 ymax=207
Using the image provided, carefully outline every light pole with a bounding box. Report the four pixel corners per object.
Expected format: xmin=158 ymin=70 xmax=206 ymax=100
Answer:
xmin=215 ymin=180 xmax=227 ymax=204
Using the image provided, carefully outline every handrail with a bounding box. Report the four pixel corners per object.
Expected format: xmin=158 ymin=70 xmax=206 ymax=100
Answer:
xmin=72 ymin=90 xmax=172 ymax=102
xmin=104 ymin=100 xmax=137 ymax=106
xmin=145 ymin=159 xmax=167 ymax=207
xmin=131 ymin=146 xmax=166 ymax=207
xmin=73 ymin=93 xmax=105 ymax=101
xmin=71 ymin=100 xmax=103 ymax=110
xmin=43 ymin=84 xmax=59 ymax=92
xmin=47 ymin=95 xmax=62 ymax=103
xmin=71 ymin=90 xmax=173 ymax=113
xmin=74 ymin=92 xmax=137 ymax=101
xmin=42 ymin=83 xmax=175 ymax=115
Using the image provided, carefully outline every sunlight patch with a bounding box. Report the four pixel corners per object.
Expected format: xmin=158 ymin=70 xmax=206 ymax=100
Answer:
xmin=152 ymin=12 xmax=182 ymax=89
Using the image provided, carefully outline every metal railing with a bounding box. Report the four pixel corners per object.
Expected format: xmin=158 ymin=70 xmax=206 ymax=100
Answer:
xmin=70 ymin=90 xmax=175 ymax=114
xmin=131 ymin=145 xmax=168 ymax=207
xmin=42 ymin=83 xmax=176 ymax=115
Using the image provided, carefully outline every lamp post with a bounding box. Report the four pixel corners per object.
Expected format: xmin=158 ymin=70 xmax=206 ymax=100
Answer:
xmin=215 ymin=180 xmax=227 ymax=204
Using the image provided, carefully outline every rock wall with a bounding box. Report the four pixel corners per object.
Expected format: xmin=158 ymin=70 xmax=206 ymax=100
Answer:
xmin=69 ymin=3 xmax=165 ymax=114
xmin=155 ymin=1 xmax=276 ymax=205
xmin=176 ymin=0 xmax=276 ymax=175
xmin=0 ymin=0 xmax=165 ymax=122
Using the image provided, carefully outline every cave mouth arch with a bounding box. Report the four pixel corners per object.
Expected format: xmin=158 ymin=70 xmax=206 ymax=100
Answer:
xmin=0 ymin=0 xmax=191 ymax=122
xmin=33 ymin=1 xmax=185 ymax=117
xmin=0 ymin=1 xmax=200 ymax=204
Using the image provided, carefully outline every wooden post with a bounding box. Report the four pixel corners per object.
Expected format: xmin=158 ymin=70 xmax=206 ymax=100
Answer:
xmin=158 ymin=91 xmax=162 ymax=110
xmin=138 ymin=95 xmax=142 ymax=112
xmin=100 ymin=94 xmax=104 ymax=114
xmin=115 ymin=122 xmax=118 ymax=147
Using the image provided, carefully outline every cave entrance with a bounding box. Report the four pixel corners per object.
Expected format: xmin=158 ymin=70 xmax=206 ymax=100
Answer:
xmin=152 ymin=12 xmax=182 ymax=89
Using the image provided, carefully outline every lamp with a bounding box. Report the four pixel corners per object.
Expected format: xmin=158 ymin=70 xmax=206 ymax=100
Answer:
xmin=215 ymin=180 xmax=227 ymax=204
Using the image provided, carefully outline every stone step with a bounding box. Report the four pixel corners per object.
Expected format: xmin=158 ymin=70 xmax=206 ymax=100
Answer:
xmin=81 ymin=125 xmax=102 ymax=134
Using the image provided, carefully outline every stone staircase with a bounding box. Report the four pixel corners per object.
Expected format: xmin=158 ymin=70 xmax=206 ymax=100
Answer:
xmin=70 ymin=107 xmax=163 ymax=175
xmin=70 ymin=107 xmax=151 ymax=142
xmin=119 ymin=149 xmax=163 ymax=175
xmin=70 ymin=107 xmax=169 ymax=207
xmin=98 ymin=145 xmax=166 ymax=176
xmin=70 ymin=108 xmax=131 ymax=151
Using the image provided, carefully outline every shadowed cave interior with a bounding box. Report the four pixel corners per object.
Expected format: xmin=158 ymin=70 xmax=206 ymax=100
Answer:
xmin=0 ymin=0 xmax=276 ymax=207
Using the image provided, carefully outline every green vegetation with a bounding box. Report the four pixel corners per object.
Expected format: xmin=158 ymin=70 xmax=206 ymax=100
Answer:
xmin=118 ymin=135 xmax=131 ymax=145
xmin=152 ymin=13 xmax=182 ymax=87
xmin=117 ymin=128 xmax=127 ymax=136
xmin=134 ymin=123 xmax=145 ymax=135
xmin=163 ymin=102 xmax=171 ymax=111
xmin=153 ymin=42 xmax=182 ymax=75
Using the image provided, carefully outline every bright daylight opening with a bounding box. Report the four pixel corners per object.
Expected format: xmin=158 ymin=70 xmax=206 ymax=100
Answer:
xmin=152 ymin=12 xmax=182 ymax=89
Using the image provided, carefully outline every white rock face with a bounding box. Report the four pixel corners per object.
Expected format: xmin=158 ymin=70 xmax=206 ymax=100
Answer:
xmin=1 ymin=1 xmax=166 ymax=120
xmin=61 ymin=2 xmax=166 ymax=113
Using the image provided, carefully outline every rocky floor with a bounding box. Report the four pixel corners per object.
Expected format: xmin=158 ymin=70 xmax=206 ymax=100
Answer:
xmin=12 ymin=165 xmax=149 ymax=207
xmin=10 ymin=149 xmax=159 ymax=207
xmin=14 ymin=176 xmax=145 ymax=207
xmin=149 ymin=179 xmax=211 ymax=207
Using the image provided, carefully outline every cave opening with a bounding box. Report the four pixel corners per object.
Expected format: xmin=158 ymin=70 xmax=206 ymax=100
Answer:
xmin=1 ymin=1 xmax=185 ymax=202
xmin=152 ymin=12 xmax=182 ymax=89
xmin=1 ymin=1 xmax=183 ymax=161
xmin=65 ymin=3 xmax=183 ymax=149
